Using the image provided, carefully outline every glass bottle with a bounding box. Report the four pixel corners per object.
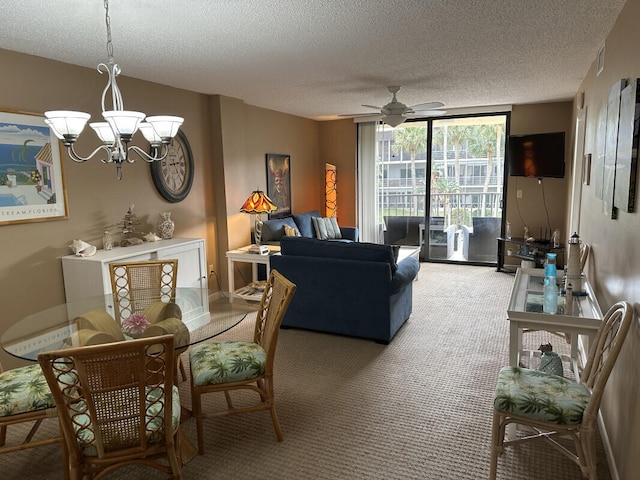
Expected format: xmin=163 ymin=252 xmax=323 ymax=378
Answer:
xmin=543 ymin=276 xmax=558 ymax=314
xmin=505 ymin=221 xmax=512 ymax=239
xmin=545 ymin=252 xmax=557 ymax=279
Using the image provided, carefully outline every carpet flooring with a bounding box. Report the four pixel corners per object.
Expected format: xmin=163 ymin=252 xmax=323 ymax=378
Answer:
xmin=3 ymin=263 xmax=611 ymax=479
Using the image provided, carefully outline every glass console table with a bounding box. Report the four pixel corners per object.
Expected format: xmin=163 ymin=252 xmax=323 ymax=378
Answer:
xmin=507 ymin=268 xmax=603 ymax=374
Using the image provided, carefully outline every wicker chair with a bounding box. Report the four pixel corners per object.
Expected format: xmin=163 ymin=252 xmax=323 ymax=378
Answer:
xmin=490 ymin=301 xmax=634 ymax=479
xmin=109 ymin=259 xmax=188 ymax=380
xmin=0 ymin=361 xmax=66 ymax=477
xmin=580 ymin=242 xmax=590 ymax=271
xmin=189 ymin=269 xmax=296 ymax=454
xmin=109 ymin=260 xmax=178 ymax=323
xmin=38 ymin=335 xmax=182 ymax=480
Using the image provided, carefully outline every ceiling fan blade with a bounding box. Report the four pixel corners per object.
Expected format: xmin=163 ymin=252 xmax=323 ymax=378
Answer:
xmin=410 ymin=101 xmax=445 ymax=111
xmin=405 ymin=110 xmax=447 ymax=117
xmin=362 ymin=104 xmax=382 ymax=110
xmin=338 ymin=113 xmax=382 ymax=118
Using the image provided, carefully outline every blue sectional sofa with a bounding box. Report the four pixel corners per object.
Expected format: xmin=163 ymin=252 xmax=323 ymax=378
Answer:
xmin=270 ymin=236 xmax=420 ymax=344
xmin=259 ymin=210 xmax=358 ymax=245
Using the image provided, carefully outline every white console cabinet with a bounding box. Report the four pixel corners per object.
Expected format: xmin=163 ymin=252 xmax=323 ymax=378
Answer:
xmin=61 ymin=238 xmax=209 ymax=328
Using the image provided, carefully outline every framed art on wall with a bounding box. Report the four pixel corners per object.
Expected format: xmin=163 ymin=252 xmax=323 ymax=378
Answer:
xmin=614 ymin=78 xmax=640 ymax=213
xmin=0 ymin=109 xmax=68 ymax=226
xmin=266 ymin=153 xmax=291 ymax=218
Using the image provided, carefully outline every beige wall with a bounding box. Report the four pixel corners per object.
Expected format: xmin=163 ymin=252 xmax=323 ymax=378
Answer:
xmin=571 ymin=0 xmax=640 ymax=477
xmin=505 ymin=103 xmax=573 ymax=244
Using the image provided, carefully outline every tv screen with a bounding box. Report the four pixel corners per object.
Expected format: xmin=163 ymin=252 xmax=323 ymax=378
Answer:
xmin=507 ymin=132 xmax=565 ymax=178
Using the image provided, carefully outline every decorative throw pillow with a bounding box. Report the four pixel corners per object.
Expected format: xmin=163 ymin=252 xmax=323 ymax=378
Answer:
xmin=312 ymin=217 xmax=342 ymax=240
xmin=284 ymin=225 xmax=300 ymax=237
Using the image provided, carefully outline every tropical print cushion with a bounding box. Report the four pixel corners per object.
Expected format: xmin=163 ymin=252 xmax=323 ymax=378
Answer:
xmin=72 ymin=385 xmax=180 ymax=456
xmin=0 ymin=364 xmax=54 ymax=417
xmin=190 ymin=341 xmax=266 ymax=386
xmin=493 ymin=366 xmax=590 ymax=425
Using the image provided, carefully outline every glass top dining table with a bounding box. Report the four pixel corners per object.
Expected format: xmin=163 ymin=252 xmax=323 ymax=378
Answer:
xmin=1 ymin=288 xmax=258 ymax=362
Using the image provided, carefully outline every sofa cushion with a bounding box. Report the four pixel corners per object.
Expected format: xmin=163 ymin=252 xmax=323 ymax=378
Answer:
xmin=284 ymin=225 xmax=301 ymax=237
xmin=280 ymin=236 xmax=397 ymax=273
xmin=312 ymin=216 xmax=342 ymax=240
xmin=292 ymin=210 xmax=321 ymax=238
xmin=260 ymin=217 xmax=298 ymax=243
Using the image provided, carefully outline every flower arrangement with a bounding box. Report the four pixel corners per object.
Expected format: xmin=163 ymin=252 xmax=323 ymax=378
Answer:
xmin=121 ymin=313 xmax=150 ymax=338
xmin=30 ymin=169 xmax=41 ymax=183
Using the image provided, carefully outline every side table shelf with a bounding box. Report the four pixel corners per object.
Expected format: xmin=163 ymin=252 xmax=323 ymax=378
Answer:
xmin=226 ymin=245 xmax=281 ymax=301
xmin=497 ymin=237 xmax=564 ymax=272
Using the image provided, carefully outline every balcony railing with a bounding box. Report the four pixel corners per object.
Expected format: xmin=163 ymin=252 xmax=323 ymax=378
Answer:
xmin=379 ymin=192 xmax=503 ymax=264
xmin=379 ymin=192 xmax=502 ymax=222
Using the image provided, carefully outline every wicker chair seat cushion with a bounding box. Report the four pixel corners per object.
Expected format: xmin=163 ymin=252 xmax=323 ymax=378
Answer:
xmin=0 ymin=364 xmax=54 ymax=417
xmin=71 ymin=385 xmax=180 ymax=456
xmin=494 ymin=366 xmax=590 ymax=425
xmin=190 ymin=341 xmax=266 ymax=386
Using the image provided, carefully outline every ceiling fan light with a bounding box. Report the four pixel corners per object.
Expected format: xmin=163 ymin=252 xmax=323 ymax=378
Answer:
xmin=44 ymin=111 xmax=91 ymax=140
xmin=145 ymin=115 xmax=184 ymax=141
xmin=383 ymin=114 xmax=405 ymax=128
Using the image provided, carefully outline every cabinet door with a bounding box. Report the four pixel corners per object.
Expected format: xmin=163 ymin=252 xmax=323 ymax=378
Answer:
xmin=156 ymin=240 xmax=208 ymax=289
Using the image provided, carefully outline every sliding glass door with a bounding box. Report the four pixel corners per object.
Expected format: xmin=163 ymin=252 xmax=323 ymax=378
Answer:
xmin=360 ymin=112 xmax=509 ymax=265
xmin=428 ymin=114 xmax=508 ymax=263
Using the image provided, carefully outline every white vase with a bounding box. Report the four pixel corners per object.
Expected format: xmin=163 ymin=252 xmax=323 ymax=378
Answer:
xmin=103 ymin=231 xmax=113 ymax=251
xmin=157 ymin=212 xmax=175 ymax=239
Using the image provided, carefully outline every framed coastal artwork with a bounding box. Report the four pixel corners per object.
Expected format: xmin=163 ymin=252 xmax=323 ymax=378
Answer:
xmin=266 ymin=153 xmax=291 ymax=219
xmin=0 ymin=109 xmax=68 ymax=226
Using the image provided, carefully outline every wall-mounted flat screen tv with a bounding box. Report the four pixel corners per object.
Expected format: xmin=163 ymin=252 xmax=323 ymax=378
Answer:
xmin=507 ymin=131 xmax=565 ymax=178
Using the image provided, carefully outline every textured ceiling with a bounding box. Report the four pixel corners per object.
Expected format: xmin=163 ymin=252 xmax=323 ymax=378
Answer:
xmin=0 ymin=0 xmax=627 ymax=120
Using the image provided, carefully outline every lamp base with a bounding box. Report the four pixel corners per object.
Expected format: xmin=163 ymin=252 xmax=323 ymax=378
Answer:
xmin=248 ymin=244 xmax=270 ymax=255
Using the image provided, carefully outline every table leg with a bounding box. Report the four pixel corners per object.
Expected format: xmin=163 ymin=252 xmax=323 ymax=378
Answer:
xmin=251 ymin=262 xmax=258 ymax=282
xmin=570 ymin=332 xmax=579 ymax=362
xmin=228 ymin=257 xmax=235 ymax=303
xmin=509 ymin=321 xmax=520 ymax=366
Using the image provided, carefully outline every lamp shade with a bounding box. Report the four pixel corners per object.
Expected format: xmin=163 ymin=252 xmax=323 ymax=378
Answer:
xmin=44 ymin=111 xmax=91 ymax=140
xmin=240 ymin=190 xmax=277 ymax=214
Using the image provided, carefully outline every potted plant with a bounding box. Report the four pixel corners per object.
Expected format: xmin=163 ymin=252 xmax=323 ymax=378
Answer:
xmin=30 ymin=169 xmax=42 ymax=191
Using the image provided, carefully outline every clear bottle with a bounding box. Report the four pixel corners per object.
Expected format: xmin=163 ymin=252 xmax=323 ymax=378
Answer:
xmin=505 ymin=221 xmax=512 ymax=239
xmin=543 ymin=276 xmax=558 ymax=314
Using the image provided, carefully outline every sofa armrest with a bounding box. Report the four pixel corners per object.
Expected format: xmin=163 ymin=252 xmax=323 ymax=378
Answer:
xmin=339 ymin=226 xmax=359 ymax=241
xmin=390 ymin=257 xmax=419 ymax=294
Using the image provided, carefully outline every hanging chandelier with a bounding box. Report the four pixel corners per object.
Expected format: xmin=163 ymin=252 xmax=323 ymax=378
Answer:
xmin=44 ymin=0 xmax=183 ymax=180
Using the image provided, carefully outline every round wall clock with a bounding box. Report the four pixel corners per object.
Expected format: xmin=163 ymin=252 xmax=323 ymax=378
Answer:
xmin=150 ymin=129 xmax=194 ymax=203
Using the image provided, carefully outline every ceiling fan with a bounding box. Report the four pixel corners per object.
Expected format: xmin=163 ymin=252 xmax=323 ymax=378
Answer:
xmin=347 ymin=86 xmax=445 ymax=127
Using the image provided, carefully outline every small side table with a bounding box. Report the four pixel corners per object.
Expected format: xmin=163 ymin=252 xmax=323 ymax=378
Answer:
xmin=226 ymin=245 xmax=281 ymax=301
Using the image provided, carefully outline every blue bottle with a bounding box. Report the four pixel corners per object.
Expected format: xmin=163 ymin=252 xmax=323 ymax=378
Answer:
xmin=545 ymin=253 xmax=557 ymax=279
xmin=543 ymin=276 xmax=558 ymax=314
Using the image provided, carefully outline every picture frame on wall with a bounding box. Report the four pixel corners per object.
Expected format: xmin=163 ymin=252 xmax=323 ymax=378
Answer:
xmin=0 ymin=109 xmax=69 ymax=226
xmin=266 ymin=153 xmax=291 ymax=218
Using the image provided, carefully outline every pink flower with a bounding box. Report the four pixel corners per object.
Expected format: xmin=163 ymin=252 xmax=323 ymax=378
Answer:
xmin=121 ymin=314 xmax=150 ymax=336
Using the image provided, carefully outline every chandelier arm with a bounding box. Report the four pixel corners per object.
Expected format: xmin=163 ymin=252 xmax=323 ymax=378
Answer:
xmin=128 ymin=144 xmax=169 ymax=163
xmin=65 ymin=144 xmax=112 ymax=163
xmin=97 ymin=62 xmax=123 ymax=112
